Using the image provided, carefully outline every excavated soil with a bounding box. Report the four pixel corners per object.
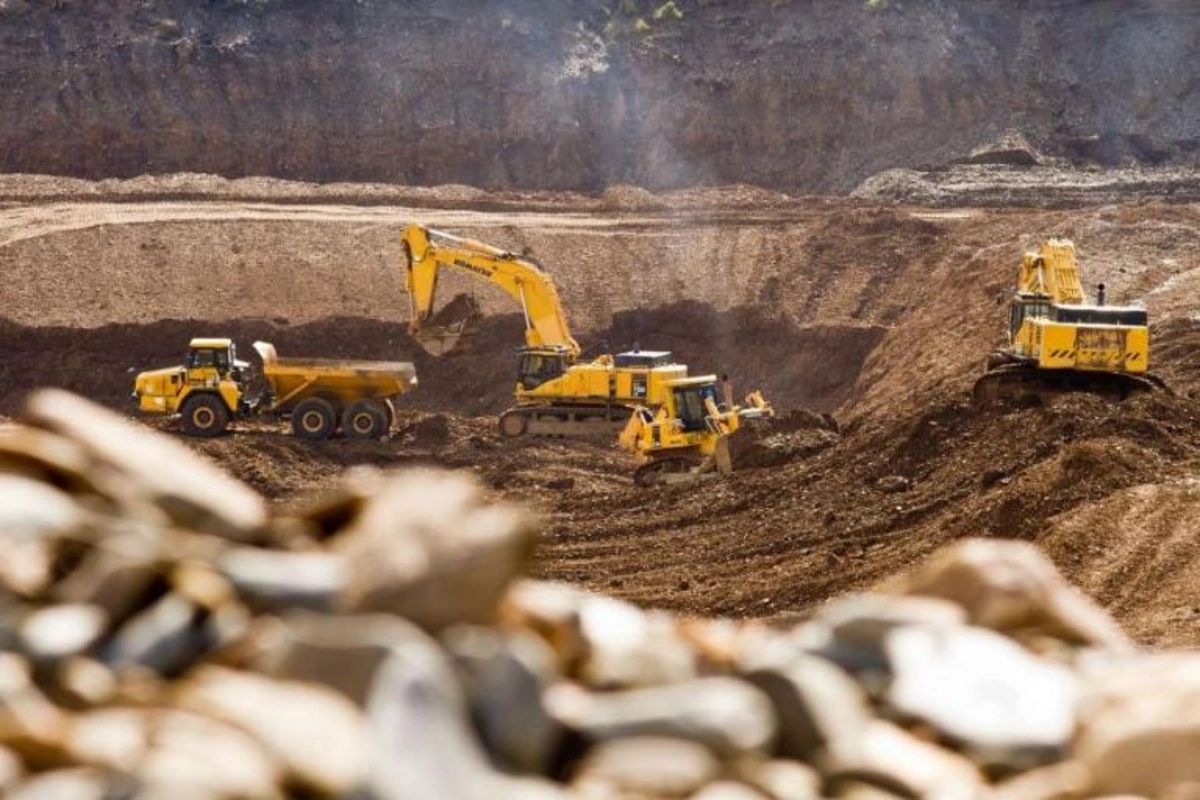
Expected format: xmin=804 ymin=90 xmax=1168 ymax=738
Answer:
xmin=3 ymin=177 xmax=1199 ymax=646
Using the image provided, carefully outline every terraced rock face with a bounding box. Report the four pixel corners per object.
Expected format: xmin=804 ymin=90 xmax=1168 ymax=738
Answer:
xmin=2 ymin=0 xmax=1199 ymax=191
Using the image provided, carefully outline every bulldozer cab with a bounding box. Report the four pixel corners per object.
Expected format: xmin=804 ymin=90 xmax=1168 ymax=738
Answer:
xmin=670 ymin=381 xmax=721 ymax=433
xmin=518 ymin=348 xmax=568 ymax=390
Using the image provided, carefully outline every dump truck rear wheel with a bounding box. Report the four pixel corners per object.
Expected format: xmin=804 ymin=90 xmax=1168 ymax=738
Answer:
xmin=343 ymin=400 xmax=388 ymax=440
xmin=292 ymin=397 xmax=337 ymax=440
xmin=180 ymin=394 xmax=230 ymax=438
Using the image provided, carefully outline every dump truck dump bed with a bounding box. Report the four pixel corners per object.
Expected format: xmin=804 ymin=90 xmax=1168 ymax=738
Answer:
xmin=252 ymin=341 xmax=417 ymax=411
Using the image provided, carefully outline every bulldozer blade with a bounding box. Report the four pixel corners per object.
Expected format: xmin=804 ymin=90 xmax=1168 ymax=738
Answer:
xmin=713 ymin=436 xmax=733 ymax=475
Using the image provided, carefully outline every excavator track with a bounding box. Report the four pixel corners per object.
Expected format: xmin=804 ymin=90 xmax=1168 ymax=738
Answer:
xmin=972 ymin=361 xmax=1168 ymax=407
xmin=498 ymin=405 xmax=632 ymax=439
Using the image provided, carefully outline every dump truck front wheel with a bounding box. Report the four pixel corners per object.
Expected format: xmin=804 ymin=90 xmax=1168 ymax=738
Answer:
xmin=292 ymin=397 xmax=337 ymax=440
xmin=343 ymin=399 xmax=389 ymax=440
xmin=180 ymin=393 xmax=231 ymax=438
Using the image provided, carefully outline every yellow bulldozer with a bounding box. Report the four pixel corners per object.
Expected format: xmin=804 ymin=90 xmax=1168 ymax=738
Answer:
xmin=619 ymin=383 xmax=774 ymax=486
xmin=973 ymin=239 xmax=1165 ymax=405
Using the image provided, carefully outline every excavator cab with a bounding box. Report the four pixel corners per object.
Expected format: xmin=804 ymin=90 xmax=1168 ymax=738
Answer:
xmin=517 ymin=348 xmax=569 ymax=390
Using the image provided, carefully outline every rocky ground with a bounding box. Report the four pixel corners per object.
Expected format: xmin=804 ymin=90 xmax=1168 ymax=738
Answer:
xmin=3 ymin=388 xmax=1200 ymax=799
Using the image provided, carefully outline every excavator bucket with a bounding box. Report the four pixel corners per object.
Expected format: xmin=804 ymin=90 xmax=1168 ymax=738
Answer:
xmin=411 ymin=294 xmax=483 ymax=357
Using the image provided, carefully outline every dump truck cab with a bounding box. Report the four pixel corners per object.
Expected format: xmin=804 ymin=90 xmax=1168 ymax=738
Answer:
xmin=134 ymin=338 xmax=247 ymax=437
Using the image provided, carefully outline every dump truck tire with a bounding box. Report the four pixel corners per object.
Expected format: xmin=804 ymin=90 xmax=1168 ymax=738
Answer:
xmin=343 ymin=399 xmax=388 ymax=440
xmin=180 ymin=393 xmax=230 ymax=438
xmin=292 ymin=397 xmax=337 ymax=440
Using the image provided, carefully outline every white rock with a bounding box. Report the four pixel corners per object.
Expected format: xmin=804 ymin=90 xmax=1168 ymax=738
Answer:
xmin=335 ymin=470 xmax=536 ymax=631
xmin=0 ymin=474 xmax=82 ymax=541
xmin=546 ymin=677 xmax=777 ymax=755
xmin=366 ymin=627 xmax=566 ymax=800
xmin=24 ymin=389 xmax=267 ymax=540
xmin=138 ymin=709 xmax=283 ymax=799
xmin=218 ymin=547 xmax=346 ymax=612
xmin=1075 ymin=654 xmax=1200 ymax=797
xmin=6 ymin=768 xmax=111 ymax=800
xmin=885 ymin=624 xmax=1076 ymax=763
xmin=691 ymin=780 xmax=771 ymax=800
xmin=740 ymin=653 xmax=870 ymax=762
xmin=821 ymin=720 xmax=985 ymax=800
xmin=896 ymin=539 xmax=1131 ymax=651
xmin=733 ymin=757 xmax=822 ymax=800
xmin=443 ymin=625 xmax=562 ymax=774
xmin=573 ymin=737 xmax=720 ymax=797
xmin=20 ymin=604 xmax=108 ymax=662
xmin=578 ymin=595 xmax=697 ymax=688
xmin=178 ymin=666 xmax=368 ymax=796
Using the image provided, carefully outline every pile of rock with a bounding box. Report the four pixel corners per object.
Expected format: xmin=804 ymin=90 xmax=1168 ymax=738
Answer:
xmin=1 ymin=389 xmax=1198 ymax=799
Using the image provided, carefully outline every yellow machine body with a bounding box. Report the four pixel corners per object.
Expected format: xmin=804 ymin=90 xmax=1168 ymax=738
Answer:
xmin=975 ymin=239 xmax=1157 ymax=404
xmin=402 ymin=223 xmax=693 ymax=437
xmin=1007 ymin=240 xmax=1149 ymax=374
xmin=134 ymin=339 xmax=416 ymax=439
xmin=134 ymin=338 xmax=242 ymax=417
xmin=619 ymin=376 xmax=775 ymax=486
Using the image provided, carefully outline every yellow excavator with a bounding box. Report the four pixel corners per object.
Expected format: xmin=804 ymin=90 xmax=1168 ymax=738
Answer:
xmin=973 ymin=239 xmax=1165 ymax=405
xmin=403 ymin=224 xmax=696 ymax=438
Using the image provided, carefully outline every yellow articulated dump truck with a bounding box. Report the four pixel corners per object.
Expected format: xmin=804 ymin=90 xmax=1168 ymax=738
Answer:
xmin=134 ymin=338 xmax=417 ymax=440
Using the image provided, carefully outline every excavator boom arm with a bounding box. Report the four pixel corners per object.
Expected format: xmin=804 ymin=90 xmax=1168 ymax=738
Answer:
xmin=402 ymin=224 xmax=581 ymax=357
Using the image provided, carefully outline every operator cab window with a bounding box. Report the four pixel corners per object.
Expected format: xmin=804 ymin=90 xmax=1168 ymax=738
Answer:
xmin=188 ymin=349 xmax=217 ymax=369
xmin=519 ymin=353 xmax=565 ymax=390
xmin=1009 ymin=303 xmax=1025 ymax=334
xmin=673 ymin=384 xmax=719 ymax=433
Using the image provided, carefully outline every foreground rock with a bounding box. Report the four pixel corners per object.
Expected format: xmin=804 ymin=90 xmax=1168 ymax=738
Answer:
xmin=0 ymin=391 xmax=1194 ymax=798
